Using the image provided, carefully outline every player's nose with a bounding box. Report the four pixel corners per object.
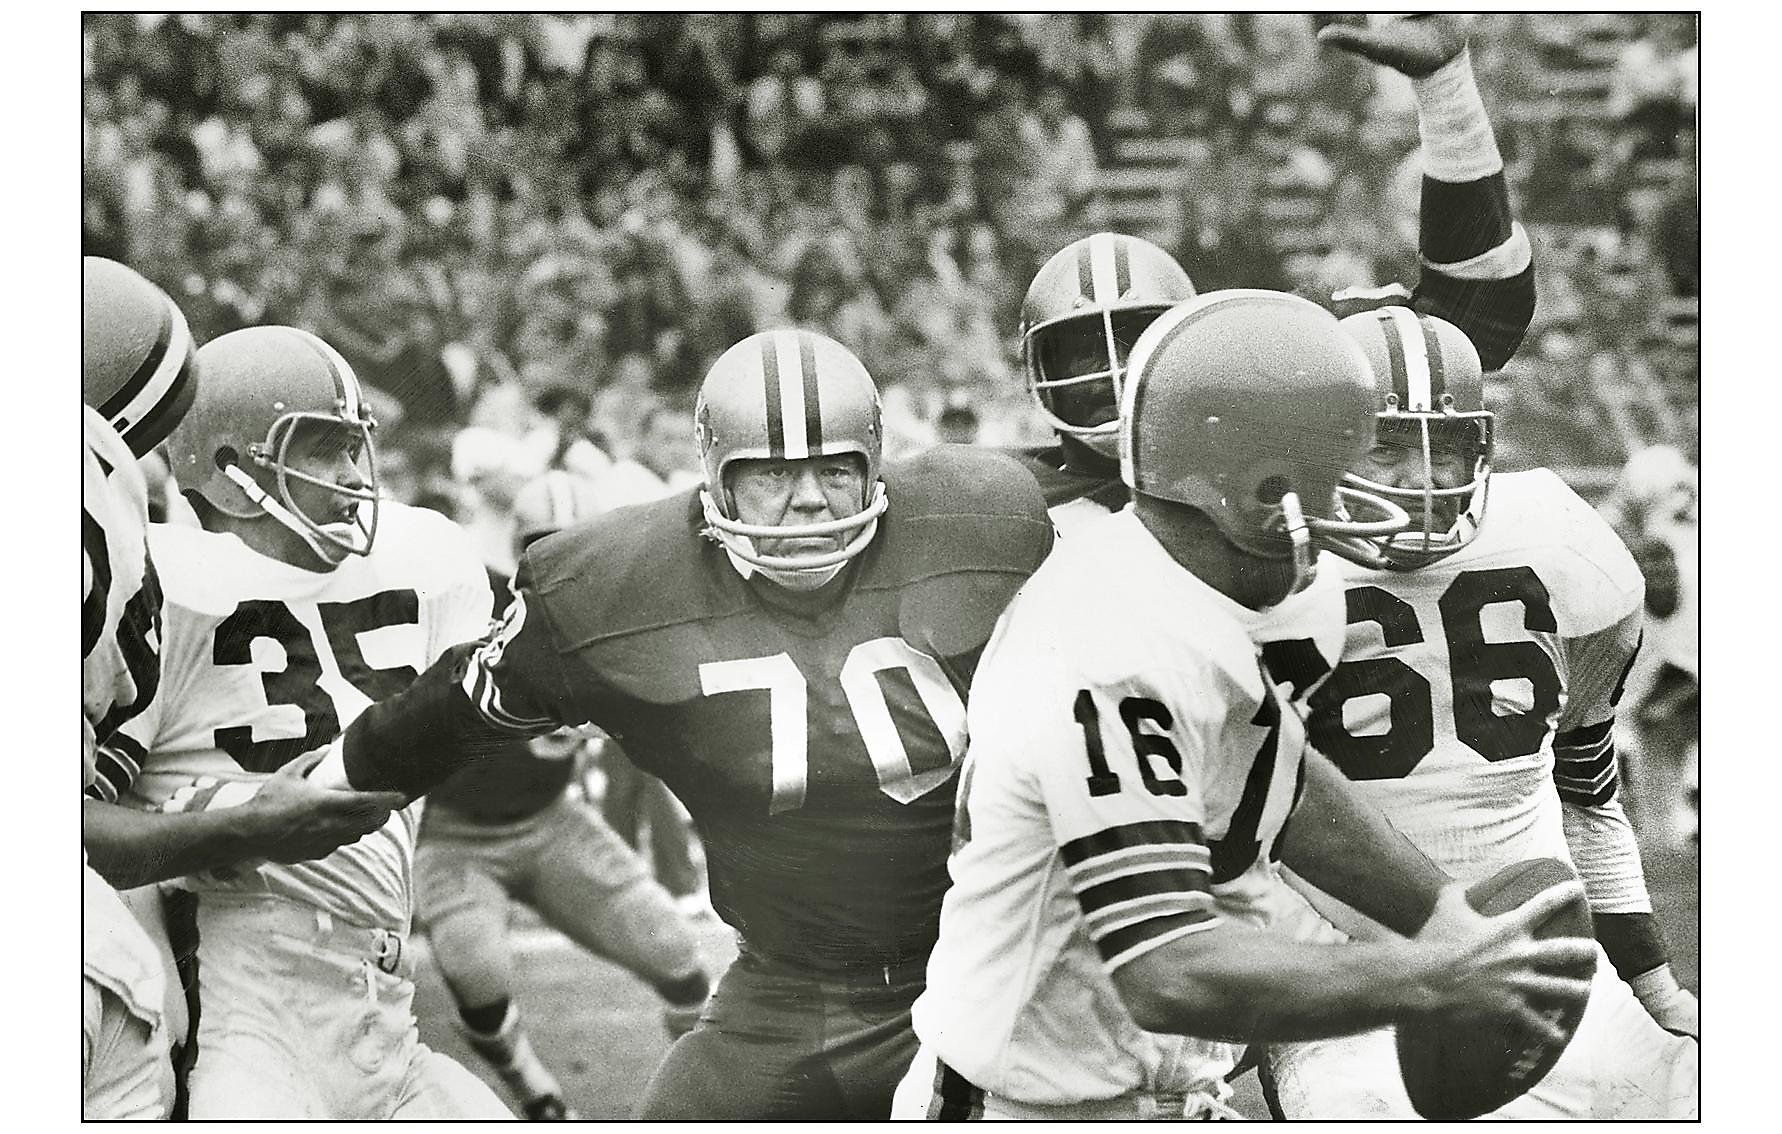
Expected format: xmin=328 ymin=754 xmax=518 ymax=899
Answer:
xmin=788 ymin=468 xmax=828 ymax=510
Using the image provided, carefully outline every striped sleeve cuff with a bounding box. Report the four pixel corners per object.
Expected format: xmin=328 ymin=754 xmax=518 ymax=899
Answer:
xmin=460 ymin=643 xmax=558 ymax=733
xmin=85 ymin=733 xmax=147 ymax=804
xmin=1553 ymin=719 xmax=1618 ymax=807
xmin=1061 ymin=821 xmax=1222 ymax=970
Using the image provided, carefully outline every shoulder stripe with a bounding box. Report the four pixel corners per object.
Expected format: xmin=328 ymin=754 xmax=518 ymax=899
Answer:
xmin=1076 ymin=865 xmax=1214 ymax=917
xmin=1096 ymin=910 xmax=1222 ymax=971
xmin=1066 ymin=843 xmax=1210 ymax=890
xmin=1060 ymin=820 xmax=1208 ymax=867
xmin=1553 ymin=720 xmax=1619 ymax=806
xmin=1556 ymin=719 xmax=1614 ymax=750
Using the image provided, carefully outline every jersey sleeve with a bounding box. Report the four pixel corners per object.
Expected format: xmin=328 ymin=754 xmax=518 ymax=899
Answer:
xmin=1553 ymin=604 xmax=1653 ymax=913
xmin=1031 ymin=666 xmax=1233 ymax=973
xmin=339 ymin=565 xmax=576 ymax=799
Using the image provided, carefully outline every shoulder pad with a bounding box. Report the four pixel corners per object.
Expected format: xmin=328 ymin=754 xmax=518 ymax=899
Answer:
xmin=1494 ymin=469 xmax=1642 ymax=634
xmin=376 ymin=500 xmax=486 ymax=582
xmin=869 ymin=446 xmax=1054 ymax=658
xmin=520 ymin=489 xmax=734 ymax=650
xmin=1007 ymin=443 xmax=1128 ymax=510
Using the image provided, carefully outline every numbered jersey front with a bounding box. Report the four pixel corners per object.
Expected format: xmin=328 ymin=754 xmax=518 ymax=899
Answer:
xmin=495 ymin=447 xmax=1051 ymax=972
xmin=108 ymin=502 xmax=493 ymax=927
xmin=1308 ymin=469 xmax=1643 ymax=880
xmin=915 ymin=508 xmax=1346 ymax=1105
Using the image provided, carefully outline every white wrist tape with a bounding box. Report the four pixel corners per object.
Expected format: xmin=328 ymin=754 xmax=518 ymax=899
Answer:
xmin=1630 ymin=963 xmax=1682 ymax=1003
xmin=1423 ymin=223 xmax=1532 ymax=277
xmin=306 ymin=737 xmax=353 ymax=790
xmin=1414 ymin=46 xmax=1503 ymax=182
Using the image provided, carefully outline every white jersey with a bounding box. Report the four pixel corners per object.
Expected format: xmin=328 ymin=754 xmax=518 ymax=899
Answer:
xmin=913 ymin=507 xmax=1347 ymax=1105
xmin=84 ymin=407 xmax=162 ymax=799
xmin=1301 ymin=469 xmax=1646 ymax=909
xmin=103 ymin=502 xmax=493 ymax=929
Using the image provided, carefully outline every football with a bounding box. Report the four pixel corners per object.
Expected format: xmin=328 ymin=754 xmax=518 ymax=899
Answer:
xmin=1396 ymin=857 xmax=1597 ymax=1120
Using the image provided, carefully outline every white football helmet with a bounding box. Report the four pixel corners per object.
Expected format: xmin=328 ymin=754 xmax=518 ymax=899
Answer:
xmin=166 ymin=326 xmax=380 ymax=565
xmin=694 ymin=329 xmax=887 ymax=579
xmin=1122 ymin=290 xmax=1411 ymax=592
xmin=1339 ymin=307 xmax=1494 ymax=569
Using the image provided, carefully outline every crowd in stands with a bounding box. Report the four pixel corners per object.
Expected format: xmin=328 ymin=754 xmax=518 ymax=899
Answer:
xmin=84 ymin=12 xmax=1698 ymax=512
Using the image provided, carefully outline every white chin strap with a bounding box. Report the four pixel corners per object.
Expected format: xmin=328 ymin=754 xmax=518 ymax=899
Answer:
xmin=220 ymin=461 xmax=358 ymax=565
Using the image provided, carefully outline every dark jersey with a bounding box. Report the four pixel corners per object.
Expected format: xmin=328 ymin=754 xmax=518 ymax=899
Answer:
xmin=349 ymin=445 xmax=1053 ymax=972
xmin=425 ymin=732 xmax=581 ymax=821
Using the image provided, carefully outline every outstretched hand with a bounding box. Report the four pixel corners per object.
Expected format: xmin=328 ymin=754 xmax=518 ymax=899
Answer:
xmin=1410 ymin=879 xmax=1597 ymax=1044
xmin=1316 ymin=14 xmax=1476 ymax=79
xmin=240 ymin=748 xmax=409 ymax=865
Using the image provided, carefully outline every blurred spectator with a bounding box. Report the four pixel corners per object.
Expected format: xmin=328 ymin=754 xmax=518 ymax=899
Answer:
xmin=590 ymin=400 xmax=702 ymax=513
xmin=742 ymin=44 xmax=824 ymax=168
xmin=82 ymin=13 xmax=1695 ymax=499
xmin=782 ymin=240 xmax=892 ymax=365
xmin=1600 ymin=444 xmax=1699 ymax=843
xmin=998 ymin=80 xmax=1103 ymax=277
xmin=1608 ymin=15 xmax=1697 ymax=160
xmin=526 ymin=382 xmax=611 ymax=481
xmin=935 ymin=403 xmax=981 ymax=446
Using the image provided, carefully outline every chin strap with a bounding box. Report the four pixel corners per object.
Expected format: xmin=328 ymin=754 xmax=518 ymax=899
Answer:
xmin=1279 ymin=492 xmax=1317 ymax=594
xmin=220 ymin=460 xmax=349 ymax=565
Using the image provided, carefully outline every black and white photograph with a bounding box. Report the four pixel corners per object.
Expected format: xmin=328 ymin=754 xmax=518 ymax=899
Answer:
xmin=72 ymin=9 xmax=1707 ymax=1121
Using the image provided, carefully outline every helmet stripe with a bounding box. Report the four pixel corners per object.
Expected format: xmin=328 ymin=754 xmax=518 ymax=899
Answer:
xmin=759 ymin=335 xmax=786 ymax=456
xmin=775 ymin=331 xmax=810 ymax=459
xmin=294 ymin=328 xmax=364 ymax=418
xmin=95 ymin=298 xmax=172 ymax=419
xmin=1113 ymin=236 xmax=1132 ymax=298
xmin=1383 ymin=307 xmax=1434 ymax=411
xmin=1418 ymin=311 xmax=1447 ymax=402
xmin=97 ymin=297 xmax=196 ymax=455
xmin=1075 ymin=240 xmax=1096 ymax=302
xmin=1088 ymin=233 xmax=1122 ymax=306
xmin=798 ymin=331 xmax=824 ymax=454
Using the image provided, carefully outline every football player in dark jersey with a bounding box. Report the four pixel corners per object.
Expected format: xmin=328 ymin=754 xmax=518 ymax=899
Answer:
xmin=1017 ymin=15 xmax=1537 ymax=530
xmin=309 ymin=329 xmax=1054 ymax=1119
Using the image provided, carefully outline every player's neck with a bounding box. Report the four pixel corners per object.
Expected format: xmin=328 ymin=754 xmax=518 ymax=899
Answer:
xmin=1133 ymin=497 xmax=1295 ymax=611
xmin=186 ymin=490 xmax=339 ymax=574
xmin=746 ymin=562 xmax=855 ymax=619
xmin=1057 ymin=433 xmax=1120 ymax=480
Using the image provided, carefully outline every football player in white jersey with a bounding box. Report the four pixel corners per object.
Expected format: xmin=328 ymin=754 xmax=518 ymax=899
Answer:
xmin=892 ymin=290 xmax=1596 ymax=1121
xmin=82 ymin=257 xmax=202 ymax=1119
xmin=80 ymin=325 xmax=510 ymax=1119
xmin=1260 ymin=308 xmax=1698 ymax=1118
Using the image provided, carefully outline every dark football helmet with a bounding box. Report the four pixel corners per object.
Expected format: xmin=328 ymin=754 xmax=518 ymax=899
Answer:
xmin=1121 ymin=290 xmax=1410 ymax=591
xmin=1021 ymin=233 xmax=1196 ymax=459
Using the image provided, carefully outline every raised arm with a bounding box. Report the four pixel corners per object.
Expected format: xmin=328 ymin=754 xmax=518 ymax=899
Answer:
xmin=1323 ymin=14 xmax=1536 ymax=370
